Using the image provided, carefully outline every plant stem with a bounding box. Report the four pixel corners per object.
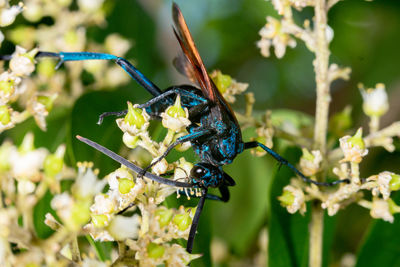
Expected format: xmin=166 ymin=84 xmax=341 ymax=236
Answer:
xmin=313 ymin=0 xmax=330 ymax=155
xmin=310 ymin=0 xmax=330 ymax=266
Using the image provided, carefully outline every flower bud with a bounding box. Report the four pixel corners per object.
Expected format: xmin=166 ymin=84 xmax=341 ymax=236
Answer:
xmin=155 ymin=208 xmax=173 ymax=227
xmin=348 ymin=128 xmax=365 ymax=149
xmin=174 ymin=132 xmax=191 ymax=152
xmin=173 ymin=213 xmax=192 ymax=231
xmin=339 ymin=128 xmax=368 ymax=163
xmin=0 ymin=79 xmax=15 ymax=95
xmin=44 ymin=154 xmax=63 ymax=176
xmin=388 ymin=199 xmax=400 ymax=214
xmin=37 ymin=59 xmax=56 ymax=78
xmin=257 ymin=16 xmax=296 ymax=58
xmin=389 ymin=174 xmax=400 ymax=191
xmin=151 ymin=158 xmax=168 ymax=175
xmin=370 ymin=199 xmax=393 ymax=223
xmin=147 ymin=243 xmax=165 ymax=259
xmin=167 ymin=95 xmax=186 ymax=118
xmin=0 ymin=105 xmax=11 ymax=125
xmin=64 ymin=30 xmax=79 ymax=45
xmin=37 ymin=94 xmax=57 ymax=112
xmin=105 ymin=33 xmax=131 ymax=56
xmin=161 ymin=95 xmax=190 ymax=132
xmin=0 ymin=141 xmax=12 ymax=172
xmin=211 ymin=70 xmax=232 ymax=94
xmin=360 ymin=83 xmax=389 ymax=117
xmin=278 ymin=185 xmax=306 ymax=214
xmin=107 ymin=214 xmax=140 ymax=240
xmin=19 ymin=132 xmax=35 ymax=154
xmin=174 ymin=158 xmax=193 ymax=181
xmin=278 ymin=189 xmax=295 ymax=207
xmin=10 ymin=46 xmax=37 ymax=76
xmin=70 ymin=200 xmax=91 ymax=230
xmin=124 ymin=102 xmax=146 ymax=128
xmin=299 ymin=148 xmax=322 ymax=176
xmin=118 ymin=178 xmax=135 ymax=194
xmin=23 ymin=2 xmax=43 ymax=22
xmin=91 ymin=214 xmax=109 ymax=228
xmin=122 ymin=132 xmax=139 ymax=149
xmin=0 ymin=3 xmax=23 ymax=27
xmin=17 ymin=180 xmax=36 ymax=195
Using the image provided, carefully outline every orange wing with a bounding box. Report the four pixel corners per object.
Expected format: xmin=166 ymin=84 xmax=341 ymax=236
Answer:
xmin=172 ymin=3 xmax=217 ymax=102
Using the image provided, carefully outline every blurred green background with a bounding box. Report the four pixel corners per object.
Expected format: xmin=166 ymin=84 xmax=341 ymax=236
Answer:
xmin=2 ymin=0 xmax=400 ymax=266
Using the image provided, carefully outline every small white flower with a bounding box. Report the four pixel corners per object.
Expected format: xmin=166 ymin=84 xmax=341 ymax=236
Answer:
xmin=106 ymin=167 xmax=145 ymax=210
xmin=83 ymin=222 xmax=114 ymax=241
xmin=90 ymin=194 xmax=117 ymax=215
xmin=72 ymin=162 xmax=105 ymax=199
xmin=44 ymin=213 xmax=61 ymax=231
xmin=289 ymin=0 xmax=315 ymax=10
xmin=325 ymin=25 xmax=334 ymax=43
xmin=359 ymin=83 xmax=389 ymax=117
xmin=367 ymin=171 xmax=395 ymax=200
xmin=26 ymin=93 xmax=57 ymax=131
xmin=0 ymin=70 xmax=21 ymax=103
xmin=370 ymin=199 xmax=393 ymax=223
xmin=161 ymin=96 xmax=191 ymax=133
xmin=105 ymin=33 xmax=132 ymax=56
xmin=117 ymin=104 xmax=150 ymax=136
xmin=122 ymin=132 xmax=139 ymax=149
xmin=257 ymin=17 xmax=296 ymax=59
xmin=174 ymin=158 xmax=193 ymax=182
xmin=299 ymin=149 xmax=322 ymax=176
xmin=339 ymin=128 xmax=368 ymax=164
xmin=151 ymin=158 xmax=169 ymax=175
xmin=51 ymin=192 xmax=74 ymax=222
xmin=0 ymin=3 xmax=23 ymax=27
xmin=10 ymin=46 xmax=37 ymax=76
xmin=278 ymin=185 xmax=306 ymax=214
xmin=9 ymin=133 xmax=48 ymax=181
xmin=165 ymin=244 xmax=202 ymax=266
xmin=105 ymin=65 xmax=130 ymax=87
xmin=107 ymin=167 xmax=134 ymax=191
xmin=78 ymin=0 xmax=104 ymax=12
xmin=107 ymin=214 xmax=140 ymax=240
xmin=17 ymin=180 xmax=36 ymax=195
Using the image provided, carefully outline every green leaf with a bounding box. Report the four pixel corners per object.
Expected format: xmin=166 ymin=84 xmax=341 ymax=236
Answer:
xmin=355 ymin=193 xmax=400 ymax=267
xmin=268 ymin=147 xmax=310 ymax=267
xmin=69 ymin=89 xmax=130 ymax=176
xmin=86 ymin=235 xmax=112 ymax=262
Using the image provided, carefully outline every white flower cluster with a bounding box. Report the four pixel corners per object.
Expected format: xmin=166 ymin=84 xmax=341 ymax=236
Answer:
xmin=210 ymin=70 xmax=249 ymax=103
xmin=0 ymin=0 xmax=133 ymax=132
xmin=117 ymin=98 xmax=193 ymax=176
xmin=0 ymin=133 xmax=81 ymax=265
xmin=276 ymin=83 xmax=400 ymax=223
xmin=79 ymin=162 xmax=201 ymax=266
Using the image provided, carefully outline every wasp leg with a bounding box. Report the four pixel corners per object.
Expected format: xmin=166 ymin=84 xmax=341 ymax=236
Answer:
xmin=187 ymin=188 xmax=207 ymax=253
xmin=244 ymin=141 xmax=350 ymax=186
xmin=0 ymin=51 xmax=163 ymax=97
xmin=76 ymin=135 xmax=192 ymax=188
xmin=139 ymin=128 xmax=215 ymax=177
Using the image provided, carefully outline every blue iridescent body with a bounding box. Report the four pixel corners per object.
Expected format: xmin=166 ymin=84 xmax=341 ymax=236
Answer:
xmin=26 ymin=51 xmax=242 ymax=190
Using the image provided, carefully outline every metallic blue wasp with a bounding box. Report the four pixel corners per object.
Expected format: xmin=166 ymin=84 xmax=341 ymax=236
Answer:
xmin=0 ymin=3 xmax=350 ymax=253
